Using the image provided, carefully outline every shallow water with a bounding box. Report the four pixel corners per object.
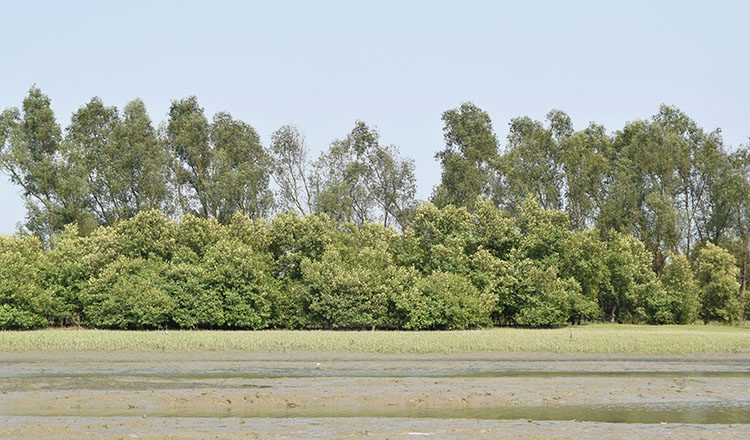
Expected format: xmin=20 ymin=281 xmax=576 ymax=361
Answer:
xmin=2 ymin=352 xmax=749 ymax=438
xmin=21 ymin=401 xmax=750 ymax=424
xmin=13 ymin=369 xmax=750 ymax=380
xmin=312 ymin=402 xmax=750 ymax=424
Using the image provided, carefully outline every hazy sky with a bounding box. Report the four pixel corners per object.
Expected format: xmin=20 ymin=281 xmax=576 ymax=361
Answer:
xmin=1 ymin=0 xmax=748 ymax=233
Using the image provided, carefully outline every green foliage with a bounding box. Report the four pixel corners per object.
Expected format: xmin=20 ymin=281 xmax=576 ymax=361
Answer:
xmin=432 ymin=103 xmax=499 ymax=210
xmin=496 ymin=111 xmax=570 ymax=212
xmin=227 ymin=213 xmax=270 ymax=250
xmin=114 ymin=210 xmax=177 ymax=260
xmin=301 ymin=224 xmax=410 ymax=329
xmin=495 ymin=259 xmax=595 ymax=327
xmin=0 ymin=87 xmax=90 ymax=240
xmin=167 ymin=97 xmax=272 ymax=221
xmin=0 ymin=199 xmax=742 ymax=330
xmin=397 ymin=271 xmax=494 ymax=330
xmin=311 ymin=121 xmax=416 ymax=229
xmin=64 ymin=97 xmax=172 ymax=226
xmin=268 ymin=212 xmax=336 ymax=281
xmin=695 ymin=243 xmax=742 ymax=323
xmin=395 ymin=202 xmax=477 ymax=274
xmin=166 ymin=262 xmax=221 ymax=329
xmin=83 ymin=257 xmax=175 ymax=329
xmin=115 ymin=99 xmax=172 ymax=215
xmin=601 ymin=231 xmax=662 ymax=323
xmin=557 ymin=230 xmax=609 ymax=310
xmin=175 ymin=215 xmax=227 ymax=261
xmin=473 ymin=198 xmax=518 ymax=259
xmin=1 ymin=90 xmax=172 ymax=238
xmin=655 ymin=255 xmax=699 ymax=324
xmin=270 ymin=124 xmax=315 ymax=215
xmin=515 ymin=196 xmax=570 ymax=266
xmin=41 ymin=225 xmax=121 ymax=325
xmin=200 ymin=239 xmax=275 ymax=329
xmin=0 ymin=235 xmax=51 ymax=328
xmin=210 ymin=112 xmax=273 ymax=221
xmin=1 ymin=91 xmax=748 ymax=331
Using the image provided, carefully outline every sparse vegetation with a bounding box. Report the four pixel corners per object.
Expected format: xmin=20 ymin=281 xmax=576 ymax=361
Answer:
xmin=0 ymin=324 xmax=748 ymax=353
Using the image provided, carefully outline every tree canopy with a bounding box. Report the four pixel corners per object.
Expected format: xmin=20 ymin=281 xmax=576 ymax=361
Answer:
xmin=1 ymin=87 xmax=748 ymax=329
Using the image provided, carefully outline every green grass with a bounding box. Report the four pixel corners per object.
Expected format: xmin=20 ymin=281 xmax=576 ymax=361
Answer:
xmin=1 ymin=324 xmax=749 ymax=354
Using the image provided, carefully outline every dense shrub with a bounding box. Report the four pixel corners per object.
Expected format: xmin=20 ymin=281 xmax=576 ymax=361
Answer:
xmin=495 ymin=258 xmax=595 ymax=327
xmin=175 ymin=215 xmax=227 ymax=261
xmin=83 ymin=257 xmax=175 ymax=329
xmin=394 ymin=203 xmax=476 ymax=274
xmin=166 ymin=262 xmax=222 ymax=328
xmin=600 ymin=232 xmax=663 ymax=323
xmin=227 ymin=212 xmax=270 ymax=250
xmin=2 ymin=91 xmax=749 ymax=330
xmin=302 ymin=224 xmax=411 ymax=329
xmin=268 ymin=212 xmax=336 ymax=281
xmin=0 ymin=200 xmax=744 ymax=330
xmin=200 ymin=239 xmax=275 ymax=329
xmin=695 ymin=243 xmax=742 ymax=323
xmin=515 ymin=196 xmax=570 ymax=266
xmin=652 ymin=255 xmax=699 ymax=324
xmin=0 ymin=236 xmax=51 ymax=328
xmin=557 ymin=231 xmax=609 ymax=314
xmin=472 ymin=198 xmax=518 ymax=260
xmin=115 ymin=210 xmax=177 ymax=260
xmin=397 ymin=271 xmax=494 ymax=330
xmin=42 ymin=225 xmax=121 ymax=325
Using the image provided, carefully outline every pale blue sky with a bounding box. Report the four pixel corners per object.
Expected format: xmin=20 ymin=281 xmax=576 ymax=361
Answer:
xmin=1 ymin=0 xmax=748 ymax=233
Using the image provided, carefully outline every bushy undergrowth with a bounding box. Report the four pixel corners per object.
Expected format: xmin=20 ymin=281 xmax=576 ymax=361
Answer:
xmin=0 ymin=198 xmax=744 ymax=329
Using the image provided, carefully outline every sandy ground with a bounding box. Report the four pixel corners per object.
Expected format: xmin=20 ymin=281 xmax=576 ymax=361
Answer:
xmin=0 ymin=352 xmax=748 ymax=439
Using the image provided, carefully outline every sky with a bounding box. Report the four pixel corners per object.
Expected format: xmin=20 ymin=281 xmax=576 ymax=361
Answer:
xmin=1 ymin=0 xmax=748 ymax=233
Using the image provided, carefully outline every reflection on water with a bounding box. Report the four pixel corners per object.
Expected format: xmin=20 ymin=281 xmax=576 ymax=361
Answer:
xmin=6 ymin=368 xmax=750 ymax=424
xmin=21 ymin=370 xmax=750 ymax=380
xmin=400 ymin=403 xmax=750 ymax=424
xmin=136 ymin=402 xmax=750 ymax=424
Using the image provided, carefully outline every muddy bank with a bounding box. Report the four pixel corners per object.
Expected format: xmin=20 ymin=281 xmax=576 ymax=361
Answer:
xmin=2 ymin=375 xmax=749 ymax=418
xmin=1 ymin=416 xmax=749 ymax=440
xmin=0 ymin=352 xmax=748 ymax=438
xmin=2 ymin=351 xmax=749 ymax=377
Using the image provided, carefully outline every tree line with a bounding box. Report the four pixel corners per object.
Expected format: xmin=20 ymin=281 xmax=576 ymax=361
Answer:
xmin=0 ymin=87 xmax=747 ymax=329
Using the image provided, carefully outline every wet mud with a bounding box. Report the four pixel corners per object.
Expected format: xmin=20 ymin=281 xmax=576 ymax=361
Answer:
xmin=0 ymin=352 xmax=748 ymax=439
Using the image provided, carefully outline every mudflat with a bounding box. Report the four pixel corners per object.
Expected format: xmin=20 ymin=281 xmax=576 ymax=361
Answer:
xmin=1 ymin=352 xmax=748 ymax=439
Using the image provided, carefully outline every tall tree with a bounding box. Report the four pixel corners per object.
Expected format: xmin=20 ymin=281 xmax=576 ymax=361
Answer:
xmin=270 ymin=124 xmax=314 ymax=215
xmin=496 ymin=110 xmax=571 ymax=212
xmin=65 ymin=98 xmax=172 ymax=225
xmin=599 ymin=108 xmax=687 ymax=273
xmin=653 ymin=105 xmax=727 ymax=256
xmin=598 ymin=105 xmax=734 ymax=273
xmin=64 ymin=97 xmax=122 ymax=225
xmin=166 ymin=97 xmax=212 ymax=218
xmin=363 ymin=140 xmax=417 ymax=229
xmin=115 ymin=99 xmax=172 ymax=216
xmin=0 ymin=86 xmax=86 ymax=240
xmin=166 ymin=97 xmax=271 ymax=222
xmin=727 ymin=148 xmax=750 ymax=295
xmin=209 ymin=111 xmax=273 ymax=222
xmin=559 ymin=123 xmax=612 ymax=230
xmin=312 ymin=121 xmax=416 ymax=229
xmin=432 ymin=102 xmax=499 ymax=210
xmin=312 ymin=122 xmax=374 ymax=225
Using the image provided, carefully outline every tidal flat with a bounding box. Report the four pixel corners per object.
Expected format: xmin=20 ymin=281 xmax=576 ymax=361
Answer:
xmin=0 ymin=351 xmax=748 ymax=439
